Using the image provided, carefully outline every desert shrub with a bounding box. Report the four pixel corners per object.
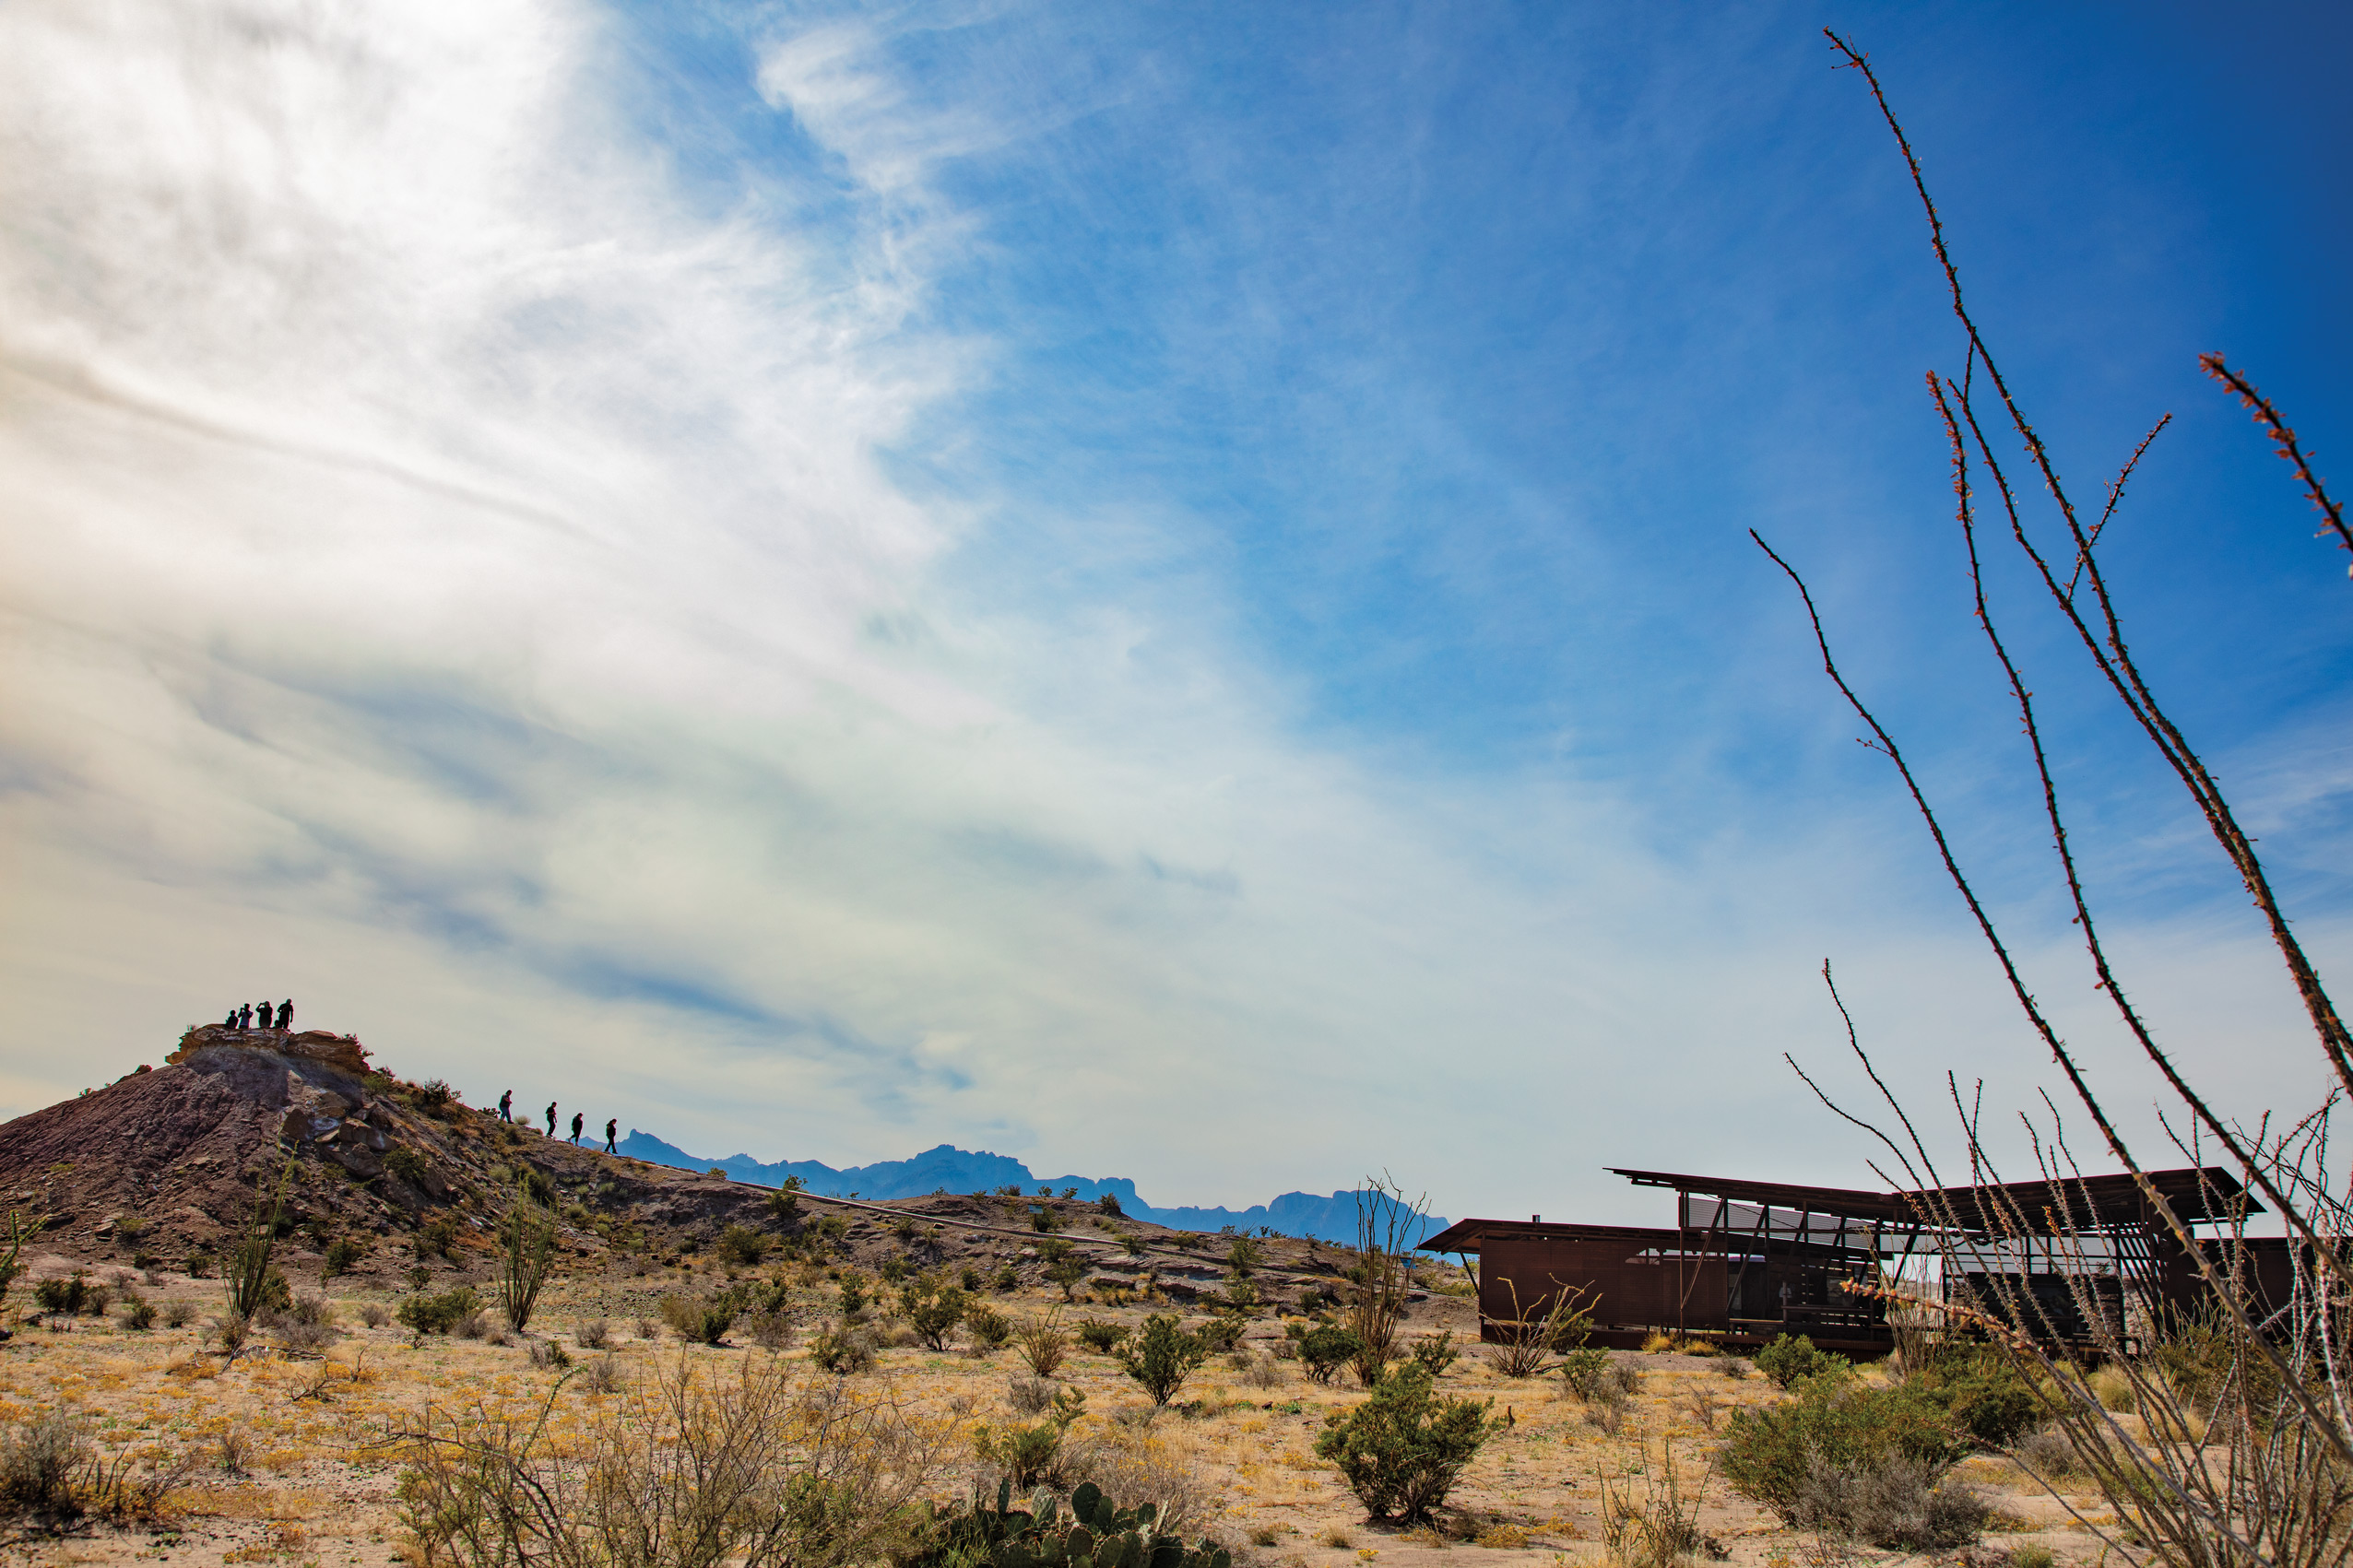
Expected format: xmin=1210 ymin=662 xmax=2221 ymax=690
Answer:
xmin=2012 ymin=1422 xmax=2080 ymax=1478
xmin=717 ymin=1225 xmax=767 ymax=1267
xmin=212 ymin=1315 xmax=249 ymax=1354
xmin=1410 ymin=1330 xmax=1459 ymax=1377
xmin=810 ymin=1324 xmax=877 ymax=1373
xmin=322 ymin=1235 xmax=368 ymax=1278
xmin=1905 ymin=1343 xmax=2043 ymax=1447
xmin=575 ymin=1316 xmax=610 ymax=1350
xmin=1598 ymin=1437 xmax=1710 ymax=1568
xmin=1242 ymin=1353 xmax=1283 ymax=1390
xmin=1115 ymin=1315 xmax=1211 ymax=1408
xmin=1315 ymin=1362 xmax=1496 ymax=1523
xmin=964 ymin=1303 xmax=1012 ymax=1350
xmin=814 ymin=1214 xmax=850 ymax=1242
xmin=972 ymin=1386 xmax=1086 ymax=1489
xmin=1791 ymin=1454 xmax=1988 ymax=1550
xmin=1076 ymin=1317 xmax=1130 ymax=1353
xmin=1029 ymin=1206 xmax=1061 ymax=1234
xmin=1013 ymin=1312 xmax=1070 ymax=1378
xmin=576 ymin=1354 xmax=621 ymax=1395
xmin=659 ymin=1292 xmax=739 ymax=1346
xmin=1197 ymin=1315 xmax=1246 ymax=1352
xmin=413 ymin=1214 xmax=459 ymax=1259
xmin=526 ymin=1338 xmax=572 ymax=1370
xmin=183 ymin=1245 xmax=217 ymax=1279
xmin=416 ymin=1079 xmax=457 ymax=1114
xmin=118 ymin=1292 xmax=157 ymax=1330
xmin=746 ymin=1310 xmax=795 ymax=1351
xmin=33 ymin=1276 xmax=88 ymax=1315
xmin=395 ymin=1353 xmax=952 ymax=1568
xmin=837 ymin=1272 xmax=870 ymax=1316
xmin=900 ymin=1279 xmax=970 ymax=1351
xmin=0 ymin=1411 xmax=92 ymax=1515
xmin=1560 ymin=1348 xmax=1611 ymax=1397
xmin=1720 ymin=1373 xmax=1970 ymax=1520
xmin=1099 ymin=1193 xmax=1124 ymax=1218
xmin=1008 ymin=1373 xmax=1058 ymax=1416
xmin=1756 ymin=1333 xmax=1847 ymax=1389
xmin=385 ymin=1147 xmax=432 ymax=1185
xmin=283 ymin=1291 xmax=334 ymax=1326
xmin=161 ymin=1296 xmax=197 ymax=1328
xmin=1045 ymin=1256 xmax=1088 ymax=1302
xmin=397 ymin=1285 xmax=482 ymax=1337
xmin=2091 ymin=1367 xmax=2138 ymax=1412
xmin=358 ymin=1301 xmax=391 ymax=1328
xmin=911 ymin=1477 xmax=1226 ymax=1568
xmin=1293 ymin=1323 xmax=1363 ymax=1385
xmin=991 ymin=1263 xmax=1020 ymax=1292
xmin=454 ymin=1307 xmax=491 ymax=1340
xmin=1118 ymin=1232 xmax=1146 ymax=1256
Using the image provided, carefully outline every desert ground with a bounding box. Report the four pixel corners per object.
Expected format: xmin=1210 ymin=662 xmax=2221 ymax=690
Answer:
xmin=0 ymin=1239 xmax=2114 ymax=1567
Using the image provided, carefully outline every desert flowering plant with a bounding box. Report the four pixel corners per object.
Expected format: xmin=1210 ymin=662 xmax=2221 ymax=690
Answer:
xmin=1754 ymin=29 xmax=2353 ymax=1568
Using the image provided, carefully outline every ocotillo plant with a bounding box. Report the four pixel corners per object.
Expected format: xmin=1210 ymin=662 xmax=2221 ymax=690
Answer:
xmin=227 ymin=1158 xmax=295 ymax=1321
xmin=496 ymin=1175 xmax=558 ymax=1333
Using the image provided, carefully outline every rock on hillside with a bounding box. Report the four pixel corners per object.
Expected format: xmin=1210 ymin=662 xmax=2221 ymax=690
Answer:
xmin=0 ymin=1027 xmax=1389 ymax=1311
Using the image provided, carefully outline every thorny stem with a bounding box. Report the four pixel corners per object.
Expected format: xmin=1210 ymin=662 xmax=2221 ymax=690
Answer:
xmin=1827 ymin=26 xmax=2353 ymax=1115
xmin=2202 ymin=353 xmax=2353 ymax=567
xmin=1753 ymin=524 xmax=2350 ymax=1470
xmin=2066 ymin=412 xmax=2171 ymax=602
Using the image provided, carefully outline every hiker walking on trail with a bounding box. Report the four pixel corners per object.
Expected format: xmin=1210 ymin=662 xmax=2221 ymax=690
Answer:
xmin=275 ymin=999 xmax=292 ymax=1030
xmin=569 ymin=1111 xmax=583 ymax=1145
xmin=603 ymin=1118 xmax=617 ymax=1154
xmin=497 ymin=1091 xmax=512 ymax=1122
xmin=545 ymin=1102 xmax=557 ymax=1137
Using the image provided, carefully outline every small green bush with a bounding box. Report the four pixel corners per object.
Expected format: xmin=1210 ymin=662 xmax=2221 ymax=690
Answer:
xmin=1755 ymin=1333 xmax=1847 ymax=1388
xmin=1791 ymin=1454 xmax=1989 ymax=1550
xmin=810 ymin=1324 xmax=876 ymax=1373
xmin=902 ymin=1279 xmax=972 ymax=1351
xmin=1197 ymin=1315 xmax=1245 ymax=1352
xmin=965 ymin=1303 xmax=1012 ymax=1350
xmin=1720 ymin=1372 xmax=1970 ymax=1519
xmin=396 ymin=1286 xmax=481 ymax=1337
xmin=1115 ymin=1314 xmax=1211 ymax=1407
xmin=0 ymin=1411 xmax=92 ymax=1515
xmin=1075 ymin=1317 xmax=1130 ymax=1353
xmin=1410 ymin=1330 xmax=1459 ymax=1376
xmin=322 ymin=1236 xmax=368 ymax=1278
xmin=1906 ymin=1343 xmax=2043 ymax=1447
xmin=716 ymin=1224 xmax=767 ymax=1267
xmin=119 ymin=1292 xmax=157 ymax=1330
xmin=384 ymin=1146 xmax=431 ymax=1185
xmin=1293 ymin=1323 xmax=1363 ymax=1385
xmin=1314 ymin=1362 xmax=1496 ymax=1523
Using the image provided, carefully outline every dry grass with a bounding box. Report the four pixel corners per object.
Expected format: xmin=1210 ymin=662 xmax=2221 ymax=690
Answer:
xmin=0 ymin=1267 xmax=2105 ymax=1567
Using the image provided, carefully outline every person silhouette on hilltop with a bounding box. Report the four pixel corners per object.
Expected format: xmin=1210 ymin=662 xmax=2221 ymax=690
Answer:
xmin=236 ymin=1003 xmax=253 ymax=1030
xmin=497 ymin=1090 xmax=513 ymax=1122
xmin=275 ymin=999 xmax=292 ymax=1030
xmin=545 ymin=1102 xmax=557 ymax=1137
xmin=603 ymin=1117 xmax=617 ymax=1154
xmin=256 ymin=1000 xmax=275 ymax=1032
xmin=223 ymin=1008 xmax=238 ymax=1030
xmin=569 ymin=1111 xmax=584 ymax=1145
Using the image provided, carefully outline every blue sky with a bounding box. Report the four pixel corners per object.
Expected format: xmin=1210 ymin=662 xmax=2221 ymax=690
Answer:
xmin=2 ymin=0 xmax=2347 ymax=1223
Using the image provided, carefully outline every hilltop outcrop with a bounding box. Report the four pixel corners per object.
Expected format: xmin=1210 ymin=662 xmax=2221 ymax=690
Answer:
xmin=0 ymin=1027 xmax=1360 ymax=1311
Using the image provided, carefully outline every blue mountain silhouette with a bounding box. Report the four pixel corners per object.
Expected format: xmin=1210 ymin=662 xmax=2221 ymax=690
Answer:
xmin=614 ymin=1132 xmax=1448 ymax=1245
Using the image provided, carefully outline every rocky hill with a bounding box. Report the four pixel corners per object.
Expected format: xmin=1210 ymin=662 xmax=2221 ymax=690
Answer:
xmin=0 ymin=1026 xmax=1373 ymax=1311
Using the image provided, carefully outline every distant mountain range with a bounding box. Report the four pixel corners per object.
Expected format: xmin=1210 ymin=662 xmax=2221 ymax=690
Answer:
xmin=615 ymin=1132 xmax=1449 ymax=1246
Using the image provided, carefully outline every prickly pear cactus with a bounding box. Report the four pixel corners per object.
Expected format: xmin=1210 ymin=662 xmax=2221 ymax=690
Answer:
xmin=909 ymin=1480 xmax=1229 ymax=1568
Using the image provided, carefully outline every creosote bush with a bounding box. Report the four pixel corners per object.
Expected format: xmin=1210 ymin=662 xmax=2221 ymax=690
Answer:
xmin=1720 ymin=1370 xmax=1969 ymax=1523
xmin=1114 ymin=1315 xmax=1212 ymax=1408
xmin=1755 ymin=1334 xmax=1846 ymax=1389
xmin=1314 ymin=1362 xmax=1496 ymax=1524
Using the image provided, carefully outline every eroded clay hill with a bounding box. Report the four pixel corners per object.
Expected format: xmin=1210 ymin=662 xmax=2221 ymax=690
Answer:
xmin=0 ymin=1028 xmax=1363 ymax=1305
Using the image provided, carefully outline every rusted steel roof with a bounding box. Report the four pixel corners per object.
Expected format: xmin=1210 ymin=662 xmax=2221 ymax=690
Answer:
xmin=1609 ymin=1165 xmax=2257 ymax=1230
xmin=1418 ymin=1220 xmax=1677 ymax=1254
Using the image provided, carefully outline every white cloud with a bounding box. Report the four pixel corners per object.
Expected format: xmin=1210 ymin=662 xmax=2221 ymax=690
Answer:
xmin=1 ymin=0 xmax=2342 ymax=1227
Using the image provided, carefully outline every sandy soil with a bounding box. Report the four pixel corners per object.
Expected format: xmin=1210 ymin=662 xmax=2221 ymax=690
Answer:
xmin=0 ymin=1266 xmax=2112 ymax=1568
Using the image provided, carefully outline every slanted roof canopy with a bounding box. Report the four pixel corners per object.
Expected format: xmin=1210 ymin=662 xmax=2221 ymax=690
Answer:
xmin=1610 ymin=1165 xmax=2256 ymax=1232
